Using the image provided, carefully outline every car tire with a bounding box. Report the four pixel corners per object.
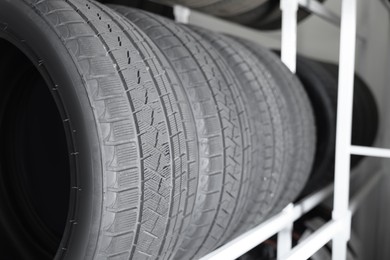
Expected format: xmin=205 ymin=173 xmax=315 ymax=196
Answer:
xmin=110 ymin=6 xmax=257 ymax=259
xmin=188 ymin=27 xmax=306 ymax=236
xmin=0 ymin=0 xmax=198 ymax=259
xmin=296 ymin=57 xmax=378 ymax=197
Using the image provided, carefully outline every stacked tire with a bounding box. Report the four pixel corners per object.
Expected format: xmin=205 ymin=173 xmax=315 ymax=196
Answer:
xmin=155 ymin=0 xmax=323 ymax=30
xmin=295 ymin=57 xmax=378 ymax=197
xmin=1 ymin=1 xmax=352 ymax=260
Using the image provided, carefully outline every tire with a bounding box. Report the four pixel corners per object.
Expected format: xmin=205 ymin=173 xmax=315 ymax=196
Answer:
xmin=231 ymin=40 xmax=315 ymax=217
xmin=157 ymin=0 xmax=268 ymax=16
xmin=189 ymin=27 xmax=301 ymax=235
xmin=236 ymin=2 xmax=324 ymax=31
xmin=295 ymin=56 xmax=338 ymax=197
xmin=98 ymin=0 xmax=174 ymax=19
xmin=0 ymin=0 xmax=198 ymax=259
xmin=153 ymin=0 xmax=271 ymax=21
xmin=319 ymin=62 xmax=379 ymax=168
xmin=296 ymin=57 xmax=379 ymax=196
xmin=110 ymin=6 xmax=254 ymax=259
xmin=155 ymin=0 xmax=323 ymax=30
xmin=185 ymin=0 xmax=269 ymax=18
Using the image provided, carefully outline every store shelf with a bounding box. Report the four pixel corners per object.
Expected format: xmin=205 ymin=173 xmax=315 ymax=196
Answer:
xmin=198 ymin=185 xmax=332 ymax=260
xmin=171 ymin=0 xmax=385 ymax=259
xmin=198 ymin=169 xmax=382 ymax=260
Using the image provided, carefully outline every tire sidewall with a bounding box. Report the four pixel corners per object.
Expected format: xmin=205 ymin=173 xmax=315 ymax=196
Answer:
xmin=0 ymin=1 xmax=103 ymax=259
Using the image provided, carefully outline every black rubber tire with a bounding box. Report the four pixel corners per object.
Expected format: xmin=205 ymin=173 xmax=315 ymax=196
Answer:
xmin=238 ymin=1 xmax=325 ymax=31
xmin=295 ymin=56 xmax=338 ymax=197
xmin=155 ymin=0 xmax=270 ymax=19
xmin=155 ymin=0 xmax=323 ymax=30
xmin=231 ymin=40 xmax=316 ymax=217
xmin=0 ymin=56 xmax=72 ymax=259
xmin=320 ymin=62 xmax=379 ymax=168
xmin=157 ymin=0 xmax=268 ymax=16
xmin=183 ymin=0 xmax=269 ymax=18
xmin=110 ymin=6 xmax=255 ymax=260
xmin=296 ymin=57 xmax=379 ymax=197
xmin=99 ymin=0 xmax=174 ymax=19
xmin=189 ymin=27 xmax=307 ymax=237
xmin=0 ymin=0 xmax=198 ymax=259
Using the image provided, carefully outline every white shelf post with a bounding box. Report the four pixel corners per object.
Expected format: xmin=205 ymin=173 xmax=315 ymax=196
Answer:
xmin=174 ymin=5 xmax=191 ymax=24
xmin=277 ymin=204 xmax=294 ymax=259
xmin=332 ymin=0 xmax=357 ymax=258
xmin=280 ymin=0 xmax=299 ymax=73
xmin=278 ymin=0 xmax=299 ymax=256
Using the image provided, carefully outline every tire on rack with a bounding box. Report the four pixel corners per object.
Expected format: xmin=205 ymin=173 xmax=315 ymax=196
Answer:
xmin=155 ymin=0 xmax=324 ymax=30
xmin=98 ymin=0 xmax=174 ymax=19
xmin=230 ymin=39 xmax=316 ymax=217
xmin=296 ymin=57 xmax=379 ymax=197
xmin=110 ymin=6 xmax=266 ymax=259
xmin=319 ymin=62 xmax=379 ymax=168
xmin=294 ymin=56 xmax=338 ymax=197
xmin=157 ymin=0 xmax=269 ymax=17
xmin=189 ymin=27 xmax=309 ymax=237
xmin=0 ymin=0 xmax=198 ymax=259
xmin=228 ymin=0 xmax=325 ymax=31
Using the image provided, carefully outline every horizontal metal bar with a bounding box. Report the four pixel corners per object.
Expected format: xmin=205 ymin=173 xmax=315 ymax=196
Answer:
xmin=298 ymin=0 xmax=341 ymax=26
xmin=286 ymin=171 xmax=382 ymax=259
xmin=350 ymin=170 xmax=383 ymax=213
xmin=200 ymin=167 xmax=379 ymax=260
xmin=283 ymin=220 xmax=342 ymax=260
xmin=200 ymin=184 xmax=334 ymax=260
xmin=281 ymin=171 xmax=379 ymax=259
xmin=297 ymin=0 xmax=364 ymax=40
xmin=200 ymin=210 xmax=291 ymax=260
xmin=350 ymin=145 xmax=390 ymax=158
xmin=292 ymin=183 xmax=334 ymax=219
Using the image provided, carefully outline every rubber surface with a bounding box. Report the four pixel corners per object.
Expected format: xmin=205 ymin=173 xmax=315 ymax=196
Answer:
xmin=320 ymin=62 xmax=379 ymax=167
xmin=237 ymin=1 xmax=324 ymax=31
xmin=295 ymin=56 xmax=338 ymax=197
xmin=233 ymin=40 xmax=316 ymax=217
xmin=110 ymin=6 xmax=256 ymax=259
xmin=0 ymin=47 xmax=71 ymax=259
xmin=190 ymin=27 xmax=311 ymax=237
xmin=296 ymin=57 xmax=379 ymax=196
xmin=156 ymin=0 xmax=269 ymax=18
xmin=155 ymin=0 xmax=323 ymax=30
xmin=99 ymin=0 xmax=174 ymax=19
xmin=0 ymin=0 xmax=198 ymax=259
xmin=184 ymin=0 xmax=269 ymax=18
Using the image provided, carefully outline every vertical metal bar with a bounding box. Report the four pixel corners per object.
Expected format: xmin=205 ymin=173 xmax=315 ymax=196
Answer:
xmin=174 ymin=5 xmax=191 ymax=24
xmin=332 ymin=0 xmax=357 ymax=258
xmin=277 ymin=204 xmax=294 ymax=259
xmin=280 ymin=0 xmax=299 ymax=73
xmin=278 ymin=0 xmax=298 ymax=255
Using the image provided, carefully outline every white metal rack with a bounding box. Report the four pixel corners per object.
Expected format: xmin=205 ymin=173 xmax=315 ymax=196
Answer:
xmin=171 ymin=0 xmax=387 ymax=259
